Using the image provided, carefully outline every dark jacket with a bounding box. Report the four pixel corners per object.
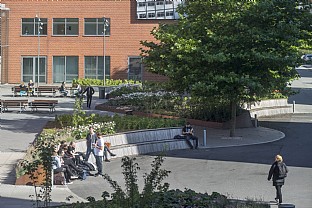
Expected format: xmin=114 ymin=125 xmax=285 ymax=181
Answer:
xmin=268 ymin=161 xmax=288 ymax=186
xmin=83 ymin=86 xmax=95 ymax=97
xmin=86 ymin=133 xmax=97 ymax=150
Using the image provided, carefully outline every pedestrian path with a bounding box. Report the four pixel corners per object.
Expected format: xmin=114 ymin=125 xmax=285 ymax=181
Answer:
xmin=0 ymin=84 xmax=286 ymax=207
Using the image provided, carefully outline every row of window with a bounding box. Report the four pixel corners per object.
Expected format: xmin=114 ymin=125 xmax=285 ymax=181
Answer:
xmin=22 ymin=56 xmax=111 ymax=83
xmin=138 ymin=10 xmax=174 ymax=19
xmin=138 ymin=1 xmax=174 ymax=7
xmin=21 ymin=56 xmax=142 ymax=83
xmin=21 ymin=18 xmax=110 ymax=36
xmin=136 ymin=0 xmax=182 ymax=19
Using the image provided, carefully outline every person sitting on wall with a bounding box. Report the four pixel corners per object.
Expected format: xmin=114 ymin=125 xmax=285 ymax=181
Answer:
xmin=181 ymin=122 xmax=199 ymax=149
xmin=19 ymin=82 xmax=27 ymax=96
xmin=103 ymin=141 xmax=116 ymax=162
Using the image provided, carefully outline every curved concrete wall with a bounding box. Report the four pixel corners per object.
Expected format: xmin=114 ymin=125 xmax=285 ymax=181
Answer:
xmin=245 ymin=99 xmax=293 ymax=118
xmin=75 ymin=127 xmax=188 ymax=163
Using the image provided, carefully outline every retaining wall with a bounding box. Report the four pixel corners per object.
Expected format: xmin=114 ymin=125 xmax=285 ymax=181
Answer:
xmin=245 ymin=99 xmax=293 ymax=118
xmin=75 ymin=127 xmax=189 ymax=163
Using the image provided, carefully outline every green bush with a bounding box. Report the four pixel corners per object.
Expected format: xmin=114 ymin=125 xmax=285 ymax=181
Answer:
xmin=55 ymin=156 xmax=269 ymax=208
xmin=72 ymin=78 xmax=141 ymax=87
xmin=55 ymin=113 xmax=185 ymax=137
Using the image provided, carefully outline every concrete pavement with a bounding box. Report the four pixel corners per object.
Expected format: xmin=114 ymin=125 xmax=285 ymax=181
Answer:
xmin=0 ymin=83 xmax=292 ymax=207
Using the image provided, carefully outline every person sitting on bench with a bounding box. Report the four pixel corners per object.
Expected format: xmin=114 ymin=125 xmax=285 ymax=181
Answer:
xmin=182 ymin=122 xmax=199 ymax=149
xmin=19 ymin=82 xmax=27 ymax=96
xmin=59 ymin=81 xmax=68 ymax=97
xmin=28 ymin=80 xmax=35 ymax=96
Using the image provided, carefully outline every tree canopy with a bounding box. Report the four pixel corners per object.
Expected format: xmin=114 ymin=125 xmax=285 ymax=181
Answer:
xmin=141 ymin=0 xmax=312 ymax=101
xmin=140 ymin=0 xmax=312 ymax=136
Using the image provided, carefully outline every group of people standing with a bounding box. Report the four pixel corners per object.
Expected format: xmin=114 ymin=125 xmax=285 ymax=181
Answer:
xmin=85 ymin=126 xmax=116 ymax=176
xmin=51 ymin=127 xmax=117 ymax=184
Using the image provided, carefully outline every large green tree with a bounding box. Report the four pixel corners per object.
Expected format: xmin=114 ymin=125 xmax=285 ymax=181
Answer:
xmin=141 ymin=0 xmax=312 ymax=136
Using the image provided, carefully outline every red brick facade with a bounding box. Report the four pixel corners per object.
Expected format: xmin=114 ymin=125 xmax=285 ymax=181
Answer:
xmin=0 ymin=0 xmax=168 ymax=84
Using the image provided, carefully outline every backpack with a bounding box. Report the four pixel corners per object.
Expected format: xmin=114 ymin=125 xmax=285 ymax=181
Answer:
xmin=78 ymin=170 xmax=87 ymax=180
xmin=278 ymin=163 xmax=287 ymax=178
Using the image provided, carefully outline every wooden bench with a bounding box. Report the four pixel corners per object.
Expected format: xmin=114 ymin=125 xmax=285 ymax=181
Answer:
xmin=12 ymin=86 xmax=30 ymax=97
xmin=37 ymin=86 xmax=59 ymax=97
xmin=1 ymin=99 xmax=29 ymax=113
xmin=28 ymin=100 xmax=58 ymax=113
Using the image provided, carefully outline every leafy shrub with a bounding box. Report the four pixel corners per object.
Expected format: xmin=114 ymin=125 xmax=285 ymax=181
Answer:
xmin=56 ymin=113 xmax=184 ymax=136
xmin=55 ymin=156 xmax=269 ymax=208
xmin=72 ymin=78 xmax=141 ymax=87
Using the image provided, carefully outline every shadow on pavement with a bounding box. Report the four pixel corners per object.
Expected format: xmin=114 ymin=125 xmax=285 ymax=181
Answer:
xmin=148 ymin=119 xmax=312 ymax=169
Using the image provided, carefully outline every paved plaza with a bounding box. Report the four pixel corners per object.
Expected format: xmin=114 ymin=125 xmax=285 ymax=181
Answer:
xmin=0 ymin=80 xmax=311 ymax=207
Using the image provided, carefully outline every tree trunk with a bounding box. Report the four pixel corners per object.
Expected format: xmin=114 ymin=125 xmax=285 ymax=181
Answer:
xmin=230 ymin=101 xmax=237 ymax=137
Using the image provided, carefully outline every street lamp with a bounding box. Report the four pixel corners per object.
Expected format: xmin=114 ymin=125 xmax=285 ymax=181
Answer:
xmin=36 ymin=15 xmax=43 ymax=96
xmin=103 ymin=17 xmax=109 ymax=86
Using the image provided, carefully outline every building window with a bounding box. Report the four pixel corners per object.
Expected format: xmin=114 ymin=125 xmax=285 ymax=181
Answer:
xmin=128 ymin=57 xmax=142 ymax=81
xmin=21 ymin=18 xmax=47 ymax=36
xmin=53 ymin=56 xmax=78 ymax=83
xmin=166 ymin=11 xmax=174 ymax=17
xmin=85 ymin=56 xmax=110 ymax=80
xmin=157 ymin=12 xmax=165 ymax=18
xmin=22 ymin=56 xmax=46 ymax=83
xmin=138 ymin=2 xmax=146 ymax=7
xmin=156 ymin=1 xmax=164 ymax=6
xmin=139 ymin=13 xmax=147 ymax=19
xmin=137 ymin=0 xmax=183 ymax=19
xmin=148 ymin=13 xmax=156 ymax=18
xmin=53 ymin=18 xmax=79 ymax=36
xmin=84 ymin=18 xmax=110 ymax=36
xmin=148 ymin=1 xmax=155 ymax=7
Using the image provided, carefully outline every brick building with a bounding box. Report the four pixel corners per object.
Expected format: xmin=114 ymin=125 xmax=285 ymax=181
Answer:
xmin=0 ymin=0 xmax=182 ymax=84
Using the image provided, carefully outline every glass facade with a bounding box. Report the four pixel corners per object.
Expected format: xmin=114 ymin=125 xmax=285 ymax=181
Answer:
xmin=53 ymin=56 xmax=79 ymax=83
xmin=21 ymin=18 xmax=48 ymax=36
xmin=85 ymin=56 xmax=110 ymax=80
xmin=136 ymin=0 xmax=183 ymax=19
xmin=84 ymin=18 xmax=110 ymax=36
xmin=53 ymin=18 xmax=79 ymax=35
xmin=128 ymin=57 xmax=142 ymax=81
xmin=22 ymin=56 xmax=46 ymax=83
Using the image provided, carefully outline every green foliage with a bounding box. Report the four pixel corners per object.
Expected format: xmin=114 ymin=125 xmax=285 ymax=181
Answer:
xmin=72 ymin=78 xmax=141 ymax=87
xmin=141 ymin=0 xmax=308 ymax=102
xmin=102 ymin=155 xmax=170 ymax=208
xmin=72 ymin=97 xmax=86 ymax=127
xmin=56 ymin=155 xmax=269 ymax=208
xmin=20 ymin=132 xmax=58 ymax=208
xmin=140 ymin=0 xmax=312 ymax=134
xmin=56 ymin=113 xmax=185 ymax=135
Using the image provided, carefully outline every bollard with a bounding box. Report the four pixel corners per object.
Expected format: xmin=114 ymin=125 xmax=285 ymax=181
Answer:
xmin=254 ymin=114 xmax=258 ymax=128
xmin=293 ymin=100 xmax=295 ymax=113
xmin=278 ymin=204 xmax=295 ymax=208
xmin=203 ymin=129 xmax=207 ymax=147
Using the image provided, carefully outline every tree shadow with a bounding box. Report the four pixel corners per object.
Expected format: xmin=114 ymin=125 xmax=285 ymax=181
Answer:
xmin=148 ymin=119 xmax=312 ymax=169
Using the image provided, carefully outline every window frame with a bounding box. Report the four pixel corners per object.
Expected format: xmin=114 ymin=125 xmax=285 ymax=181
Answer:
xmin=84 ymin=56 xmax=110 ymax=80
xmin=52 ymin=56 xmax=79 ymax=83
xmin=21 ymin=18 xmax=48 ymax=36
xmin=52 ymin=18 xmax=79 ymax=36
xmin=84 ymin=18 xmax=111 ymax=36
xmin=21 ymin=56 xmax=47 ymax=83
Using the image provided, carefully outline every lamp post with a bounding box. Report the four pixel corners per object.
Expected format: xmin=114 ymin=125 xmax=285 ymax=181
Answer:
xmin=103 ymin=17 xmax=109 ymax=86
xmin=36 ymin=15 xmax=43 ymax=96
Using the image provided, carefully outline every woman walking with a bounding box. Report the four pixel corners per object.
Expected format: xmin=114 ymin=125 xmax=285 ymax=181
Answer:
xmin=268 ymin=154 xmax=288 ymax=204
